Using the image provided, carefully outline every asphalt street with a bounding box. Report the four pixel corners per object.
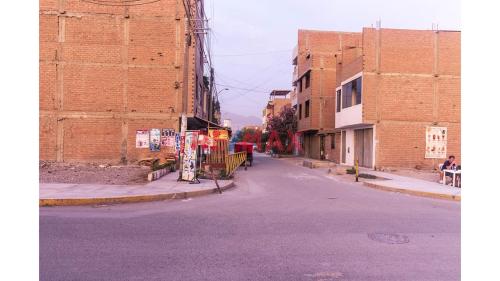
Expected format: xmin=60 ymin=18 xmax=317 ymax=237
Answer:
xmin=40 ymin=153 xmax=460 ymax=281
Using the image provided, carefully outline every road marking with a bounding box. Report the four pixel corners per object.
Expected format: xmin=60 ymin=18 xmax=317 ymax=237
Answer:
xmin=304 ymin=271 xmax=344 ymax=279
xmin=287 ymin=172 xmax=321 ymax=180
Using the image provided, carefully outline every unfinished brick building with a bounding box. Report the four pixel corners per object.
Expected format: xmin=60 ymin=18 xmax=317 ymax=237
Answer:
xmin=40 ymin=0 xmax=219 ymax=164
xmin=292 ymin=27 xmax=461 ymax=170
xmin=334 ymin=27 xmax=461 ymax=169
xmin=292 ymin=29 xmax=361 ymax=161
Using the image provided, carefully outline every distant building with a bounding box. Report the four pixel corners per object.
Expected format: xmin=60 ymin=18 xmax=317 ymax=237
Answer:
xmin=242 ymin=125 xmax=262 ymax=132
xmin=262 ymin=90 xmax=292 ymax=131
xmin=223 ymin=119 xmax=232 ymax=129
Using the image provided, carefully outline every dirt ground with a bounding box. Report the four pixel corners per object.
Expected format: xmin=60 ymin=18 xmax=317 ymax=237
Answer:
xmin=383 ymin=168 xmax=441 ymax=183
xmin=39 ymin=161 xmax=151 ymax=185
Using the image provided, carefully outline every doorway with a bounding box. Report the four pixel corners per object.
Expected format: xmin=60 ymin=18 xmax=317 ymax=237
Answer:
xmin=341 ymin=131 xmax=346 ymax=164
xmin=354 ymin=128 xmax=373 ymax=168
xmin=320 ymin=135 xmax=325 ymax=160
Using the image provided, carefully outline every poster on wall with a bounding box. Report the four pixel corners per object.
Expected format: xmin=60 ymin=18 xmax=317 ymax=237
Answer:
xmin=161 ymin=129 xmax=176 ymax=148
xmin=181 ymin=131 xmax=199 ymax=181
xmin=198 ymin=134 xmax=209 ymax=146
xmin=175 ymin=133 xmax=181 ymax=153
xmin=425 ymin=126 xmax=447 ymax=159
xmin=149 ymin=128 xmax=161 ymax=152
xmin=208 ymin=129 xmax=229 ymax=140
xmin=136 ymin=130 xmax=149 ymax=148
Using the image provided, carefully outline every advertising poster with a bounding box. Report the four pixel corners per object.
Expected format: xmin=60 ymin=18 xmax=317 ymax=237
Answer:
xmin=149 ymin=128 xmax=161 ymax=152
xmin=208 ymin=129 xmax=229 ymax=140
xmin=136 ymin=130 xmax=149 ymax=148
xmin=181 ymin=131 xmax=199 ymax=181
xmin=425 ymin=126 xmax=447 ymax=159
xmin=161 ymin=129 xmax=176 ymax=148
xmin=175 ymin=133 xmax=181 ymax=153
xmin=198 ymin=134 xmax=209 ymax=147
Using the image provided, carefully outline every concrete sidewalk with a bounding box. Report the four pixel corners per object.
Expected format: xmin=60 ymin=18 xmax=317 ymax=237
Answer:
xmin=359 ymin=169 xmax=461 ymax=201
xmin=40 ymin=172 xmax=234 ymax=206
xmin=276 ymin=156 xmax=461 ymax=201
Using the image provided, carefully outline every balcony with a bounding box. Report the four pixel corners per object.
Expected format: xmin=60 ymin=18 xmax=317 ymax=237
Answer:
xmin=335 ymin=104 xmax=363 ymax=128
xmin=335 ymin=73 xmax=364 ymax=129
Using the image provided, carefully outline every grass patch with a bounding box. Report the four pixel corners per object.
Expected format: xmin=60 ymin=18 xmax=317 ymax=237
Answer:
xmin=358 ymin=173 xmax=377 ymax=179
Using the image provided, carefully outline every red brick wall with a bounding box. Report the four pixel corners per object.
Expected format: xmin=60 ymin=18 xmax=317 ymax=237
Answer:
xmin=63 ymin=119 xmax=123 ymax=162
xmin=296 ymin=30 xmax=361 ymax=134
xmin=360 ymin=28 xmax=461 ymax=169
xmin=295 ymin=30 xmax=360 ymax=160
xmin=39 ymin=0 xmax=202 ymax=164
xmin=39 ymin=116 xmax=57 ymax=161
xmin=324 ymin=133 xmax=341 ymax=163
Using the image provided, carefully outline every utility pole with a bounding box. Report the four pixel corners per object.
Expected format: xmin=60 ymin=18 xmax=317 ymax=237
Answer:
xmin=182 ymin=19 xmax=190 ymax=115
xmin=179 ymin=1 xmax=191 ymax=181
xmin=209 ymin=67 xmax=214 ymax=122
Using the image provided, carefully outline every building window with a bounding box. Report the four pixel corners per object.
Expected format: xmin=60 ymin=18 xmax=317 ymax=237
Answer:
xmin=330 ymin=134 xmax=335 ymax=149
xmin=299 ymin=104 xmax=302 ymax=120
xmin=354 ymin=77 xmax=362 ymax=104
xmin=298 ymin=80 xmax=302 ymax=93
xmin=305 ymin=72 xmax=310 ymax=89
xmin=336 ymin=89 xmax=341 ymax=112
xmin=305 ymin=100 xmax=310 ymax=118
xmin=342 ymin=76 xmax=362 ymax=109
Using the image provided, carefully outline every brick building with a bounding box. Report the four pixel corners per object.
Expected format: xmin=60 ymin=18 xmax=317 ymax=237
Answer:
xmin=40 ymin=0 xmax=220 ymax=164
xmin=262 ymin=90 xmax=291 ymax=131
xmin=334 ymin=27 xmax=461 ymax=169
xmin=292 ymin=29 xmax=361 ymax=160
xmin=292 ymin=27 xmax=461 ymax=169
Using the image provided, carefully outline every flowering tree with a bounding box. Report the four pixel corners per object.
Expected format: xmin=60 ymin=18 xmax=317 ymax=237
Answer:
xmin=265 ymin=106 xmax=297 ymax=153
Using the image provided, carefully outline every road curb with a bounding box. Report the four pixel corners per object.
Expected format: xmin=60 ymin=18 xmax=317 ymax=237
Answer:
xmin=363 ymin=181 xmax=461 ymax=201
xmin=39 ymin=181 xmax=235 ymax=207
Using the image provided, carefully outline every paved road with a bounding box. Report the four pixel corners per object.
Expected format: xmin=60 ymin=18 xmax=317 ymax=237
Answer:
xmin=40 ymin=154 xmax=460 ymax=281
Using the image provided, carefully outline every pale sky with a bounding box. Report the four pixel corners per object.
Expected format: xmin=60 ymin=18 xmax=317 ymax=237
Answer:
xmin=206 ymin=0 xmax=461 ymax=119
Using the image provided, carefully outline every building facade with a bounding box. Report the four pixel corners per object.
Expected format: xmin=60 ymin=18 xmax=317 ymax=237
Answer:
xmin=292 ymin=29 xmax=361 ymax=161
xmin=262 ymin=90 xmax=291 ymax=131
xmin=40 ymin=0 xmax=219 ymax=164
xmin=334 ymin=27 xmax=461 ymax=169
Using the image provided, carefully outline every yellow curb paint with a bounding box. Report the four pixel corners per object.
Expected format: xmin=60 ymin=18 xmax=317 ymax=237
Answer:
xmin=40 ymin=182 xmax=235 ymax=207
xmin=363 ymin=182 xmax=461 ymax=201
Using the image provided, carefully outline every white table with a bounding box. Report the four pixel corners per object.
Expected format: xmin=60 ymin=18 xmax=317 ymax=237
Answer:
xmin=443 ymin=169 xmax=461 ymax=187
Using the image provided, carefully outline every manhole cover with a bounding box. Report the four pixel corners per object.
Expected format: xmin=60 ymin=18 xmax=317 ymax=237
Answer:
xmin=368 ymin=233 xmax=409 ymax=244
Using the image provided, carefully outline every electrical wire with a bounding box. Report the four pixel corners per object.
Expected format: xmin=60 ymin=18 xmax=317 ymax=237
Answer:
xmin=214 ymin=49 xmax=293 ymax=57
xmin=215 ymin=83 xmax=269 ymax=94
xmin=80 ymin=0 xmax=163 ymax=6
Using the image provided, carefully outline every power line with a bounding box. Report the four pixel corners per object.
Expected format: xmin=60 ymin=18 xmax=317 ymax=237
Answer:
xmin=214 ymin=49 xmax=292 ymax=57
xmin=214 ymin=56 xmax=291 ymax=90
xmin=215 ymin=83 xmax=269 ymax=94
xmin=80 ymin=0 xmax=163 ymax=6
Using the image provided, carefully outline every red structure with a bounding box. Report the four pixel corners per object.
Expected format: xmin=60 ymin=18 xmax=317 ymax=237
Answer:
xmin=234 ymin=142 xmax=254 ymax=166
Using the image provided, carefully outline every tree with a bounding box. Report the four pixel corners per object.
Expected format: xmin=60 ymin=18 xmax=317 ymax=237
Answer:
xmin=265 ymin=106 xmax=297 ymax=153
xmin=231 ymin=127 xmax=261 ymax=144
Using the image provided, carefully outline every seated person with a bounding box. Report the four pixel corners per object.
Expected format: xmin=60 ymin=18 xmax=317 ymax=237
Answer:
xmin=442 ymin=155 xmax=457 ymax=170
xmin=440 ymin=155 xmax=457 ymax=184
